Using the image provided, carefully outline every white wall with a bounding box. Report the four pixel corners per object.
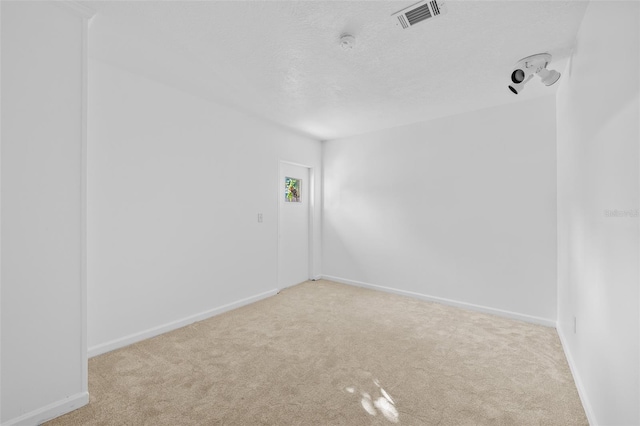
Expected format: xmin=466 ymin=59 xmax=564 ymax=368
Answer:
xmin=323 ymin=96 xmax=558 ymax=325
xmin=556 ymin=1 xmax=639 ymax=425
xmin=1 ymin=1 xmax=90 ymax=424
xmin=87 ymin=58 xmax=322 ymax=355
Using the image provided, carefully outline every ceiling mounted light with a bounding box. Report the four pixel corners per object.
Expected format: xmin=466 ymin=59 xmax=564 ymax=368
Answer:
xmin=339 ymin=34 xmax=356 ymax=51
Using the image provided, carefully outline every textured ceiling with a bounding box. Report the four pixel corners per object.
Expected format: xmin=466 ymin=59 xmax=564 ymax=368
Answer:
xmin=88 ymin=1 xmax=588 ymax=140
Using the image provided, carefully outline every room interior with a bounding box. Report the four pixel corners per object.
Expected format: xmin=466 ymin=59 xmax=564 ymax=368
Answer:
xmin=1 ymin=0 xmax=638 ymax=425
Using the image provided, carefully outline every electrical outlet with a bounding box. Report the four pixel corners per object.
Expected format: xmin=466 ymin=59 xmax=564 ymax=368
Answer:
xmin=257 ymin=213 xmax=263 ymax=223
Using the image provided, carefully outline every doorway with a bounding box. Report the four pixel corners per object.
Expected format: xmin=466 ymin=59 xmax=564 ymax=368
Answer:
xmin=278 ymin=161 xmax=313 ymax=289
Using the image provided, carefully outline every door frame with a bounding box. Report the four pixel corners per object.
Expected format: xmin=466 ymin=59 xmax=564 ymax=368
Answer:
xmin=277 ymin=160 xmax=315 ymax=291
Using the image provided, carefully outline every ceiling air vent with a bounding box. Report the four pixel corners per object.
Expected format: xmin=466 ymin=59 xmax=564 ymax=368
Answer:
xmin=392 ymin=0 xmax=447 ymax=29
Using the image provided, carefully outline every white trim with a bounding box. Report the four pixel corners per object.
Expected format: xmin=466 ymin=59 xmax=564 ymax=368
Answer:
xmin=2 ymin=392 xmax=89 ymax=426
xmin=278 ymin=160 xmax=313 ymax=169
xmin=308 ymin=166 xmax=315 ymax=280
xmin=322 ymin=275 xmax=556 ymax=327
xmin=557 ymin=326 xmax=597 ymax=426
xmin=0 ymin=2 xmax=4 ymax=421
xmin=55 ymin=1 xmax=96 ymax=19
xmin=88 ymin=288 xmax=278 ymax=358
xmin=277 ymin=160 xmax=315 ymax=290
xmin=80 ymin=7 xmax=89 ymax=397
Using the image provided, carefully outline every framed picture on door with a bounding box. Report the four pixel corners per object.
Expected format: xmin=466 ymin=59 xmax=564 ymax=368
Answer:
xmin=285 ymin=177 xmax=301 ymax=202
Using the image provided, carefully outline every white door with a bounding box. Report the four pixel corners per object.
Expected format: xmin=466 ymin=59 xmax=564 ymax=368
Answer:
xmin=278 ymin=162 xmax=310 ymax=289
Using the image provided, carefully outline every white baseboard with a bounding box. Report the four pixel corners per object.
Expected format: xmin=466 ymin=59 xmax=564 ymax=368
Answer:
xmin=2 ymin=391 xmax=89 ymax=426
xmin=556 ymin=326 xmax=597 ymax=426
xmin=321 ymin=275 xmax=556 ymax=327
xmin=88 ymin=288 xmax=278 ymax=358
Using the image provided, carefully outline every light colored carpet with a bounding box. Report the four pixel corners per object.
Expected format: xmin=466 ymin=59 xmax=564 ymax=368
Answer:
xmin=46 ymin=280 xmax=587 ymax=425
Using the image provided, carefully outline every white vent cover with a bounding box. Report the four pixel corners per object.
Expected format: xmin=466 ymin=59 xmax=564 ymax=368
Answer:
xmin=392 ymin=0 xmax=447 ymax=29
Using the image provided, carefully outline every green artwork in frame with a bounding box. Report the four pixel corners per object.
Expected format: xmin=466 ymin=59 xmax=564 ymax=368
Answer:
xmin=285 ymin=177 xmax=301 ymax=202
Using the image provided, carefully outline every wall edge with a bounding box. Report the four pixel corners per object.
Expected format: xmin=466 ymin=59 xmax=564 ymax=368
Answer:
xmin=556 ymin=325 xmax=598 ymax=426
xmin=88 ymin=288 xmax=278 ymax=358
xmin=2 ymin=392 xmax=89 ymax=426
xmin=322 ymin=275 xmax=556 ymax=327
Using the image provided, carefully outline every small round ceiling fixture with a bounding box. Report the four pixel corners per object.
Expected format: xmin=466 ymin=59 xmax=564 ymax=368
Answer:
xmin=339 ymin=34 xmax=356 ymax=51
